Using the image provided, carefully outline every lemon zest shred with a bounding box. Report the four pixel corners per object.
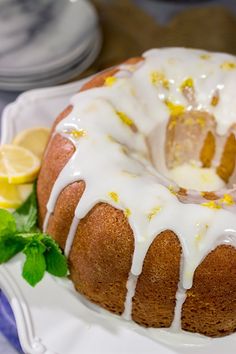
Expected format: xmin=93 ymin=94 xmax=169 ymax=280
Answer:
xmin=165 ymin=100 xmax=185 ymax=116
xmin=180 ymin=77 xmax=194 ymax=92
xmin=195 ymin=224 xmax=209 ymax=244
xmin=116 ymin=111 xmax=134 ymax=127
xmin=211 ymin=94 xmax=219 ymax=107
xmin=107 ymin=135 xmax=116 ymax=142
xmin=124 ymin=208 xmax=131 ymax=217
xmin=219 ymin=194 xmax=234 ymax=206
xmin=200 ymin=54 xmax=211 ymax=60
xmin=220 ymin=61 xmax=236 ymax=70
xmin=120 ymin=145 xmax=129 ymax=155
xmin=201 ymin=201 xmax=222 ymax=209
xmin=150 ymin=71 xmax=169 ymax=89
xmin=108 ymin=191 xmax=119 ymax=203
xmin=168 ymin=185 xmax=177 ymax=195
xmin=64 ymin=129 xmax=87 ymax=139
xmin=105 ymin=76 xmax=117 ymax=87
xmin=147 ymin=206 xmax=161 ymax=221
xmin=196 ymin=117 xmax=206 ymax=128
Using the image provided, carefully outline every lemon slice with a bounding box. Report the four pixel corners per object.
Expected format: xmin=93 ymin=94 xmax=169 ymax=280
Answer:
xmin=0 ymin=181 xmax=33 ymax=209
xmin=12 ymin=127 xmax=50 ymax=159
xmin=0 ymin=145 xmax=40 ymax=184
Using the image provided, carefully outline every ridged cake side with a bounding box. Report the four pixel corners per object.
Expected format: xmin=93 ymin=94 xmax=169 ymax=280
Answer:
xmin=37 ymin=56 xmax=236 ymax=337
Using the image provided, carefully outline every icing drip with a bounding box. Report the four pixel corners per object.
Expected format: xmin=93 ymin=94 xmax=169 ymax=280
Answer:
xmin=43 ymin=48 xmax=236 ymax=331
xmin=122 ymin=274 xmax=138 ymax=321
xmin=43 ymin=211 xmax=50 ymax=233
xmin=65 ymin=216 xmax=80 ymax=257
xmin=171 ymin=287 xmax=187 ymax=332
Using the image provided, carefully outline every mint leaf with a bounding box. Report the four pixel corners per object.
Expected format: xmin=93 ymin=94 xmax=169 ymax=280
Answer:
xmin=43 ymin=236 xmax=68 ymax=277
xmin=0 ymin=234 xmax=27 ymax=263
xmin=22 ymin=239 xmax=46 ymax=287
xmin=13 ymin=183 xmax=38 ymax=233
xmin=0 ymin=209 xmax=16 ymax=237
xmin=0 ymin=185 xmax=68 ymax=286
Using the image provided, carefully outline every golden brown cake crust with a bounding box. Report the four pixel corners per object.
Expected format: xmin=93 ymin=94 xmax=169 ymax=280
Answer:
xmin=132 ymin=230 xmax=181 ymax=327
xmin=47 ymin=181 xmax=85 ymax=250
xmin=80 ymin=57 xmax=143 ymax=92
xmin=182 ymin=245 xmax=236 ymax=337
xmin=70 ymin=202 xmax=134 ymax=315
xmin=37 ymin=57 xmax=236 ymax=337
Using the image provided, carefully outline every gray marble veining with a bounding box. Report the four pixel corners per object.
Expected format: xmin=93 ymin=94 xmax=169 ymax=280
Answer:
xmin=0 ymin=0 xmax=56 ymax=57
xmin=0 ymin=0 xmax=98 ymax=74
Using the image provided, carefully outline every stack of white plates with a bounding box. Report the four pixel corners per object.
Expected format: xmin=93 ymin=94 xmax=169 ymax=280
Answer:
xmin=0 ymin=0 xmax=102 ymax=90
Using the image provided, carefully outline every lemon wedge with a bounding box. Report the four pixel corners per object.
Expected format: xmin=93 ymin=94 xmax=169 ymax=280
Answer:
xmin=12 ymin=127 xmax=50 ymax=159
xmin=0 ymin=145 xmax=40 ymax=184
xmin=0 ymin=181 xmax=33 ymax=209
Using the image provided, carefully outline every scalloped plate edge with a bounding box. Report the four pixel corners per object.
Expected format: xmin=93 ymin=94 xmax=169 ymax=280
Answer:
xmin=0 ymin=78 xmax=236 ymax=354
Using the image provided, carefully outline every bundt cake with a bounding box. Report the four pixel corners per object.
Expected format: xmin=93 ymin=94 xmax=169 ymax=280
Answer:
xmin=37 ymin=48 xmax=236 ymax=338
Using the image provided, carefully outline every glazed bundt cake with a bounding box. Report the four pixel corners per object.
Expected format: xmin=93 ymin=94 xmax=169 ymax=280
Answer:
xmin=37 ymin=48 xmax=236 ymax=337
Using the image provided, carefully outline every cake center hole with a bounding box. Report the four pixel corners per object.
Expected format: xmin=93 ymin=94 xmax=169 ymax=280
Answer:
xmin=147 ymin=111 xmax=229 ymax=192
xmin=168 ymin=162 xmax=225 ymax=192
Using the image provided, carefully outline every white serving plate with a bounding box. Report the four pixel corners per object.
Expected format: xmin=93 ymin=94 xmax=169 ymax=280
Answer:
xmin=0 ymin=80 xmax=235 ymax=354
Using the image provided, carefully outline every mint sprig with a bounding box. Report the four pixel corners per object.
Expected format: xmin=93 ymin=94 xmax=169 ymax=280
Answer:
xmin=43 ymin=236 xmax=68 ymax=277
xmin=0 ymin=186 xmax=68 ymax=286
xmin=23 ymin=238 xmax=46 ymax=286
xmin=0 ymin=234 xmax=27 ymax=263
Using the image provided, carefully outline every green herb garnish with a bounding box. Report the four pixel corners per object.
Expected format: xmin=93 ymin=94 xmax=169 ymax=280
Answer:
xmin=13 ymin=183 xmax=38 ymax=233
xmin=0 ymin=186 xmax=68 ymax=286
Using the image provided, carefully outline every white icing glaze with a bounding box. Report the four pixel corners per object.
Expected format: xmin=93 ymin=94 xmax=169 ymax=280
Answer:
xmin=169 ymin=163 xmax=225 ymax=191
xmin=43 ymin=48 xmax=236 ymax=333
xmin=122 ymin=274 xmax=138 ymax=321
xmin=43 ymin=211 xmax=50 ymax=233
xmin=65 ymin=216 xmax=80 ymax=257
xmin=170 ymin=287 xmax=187 ymax=332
